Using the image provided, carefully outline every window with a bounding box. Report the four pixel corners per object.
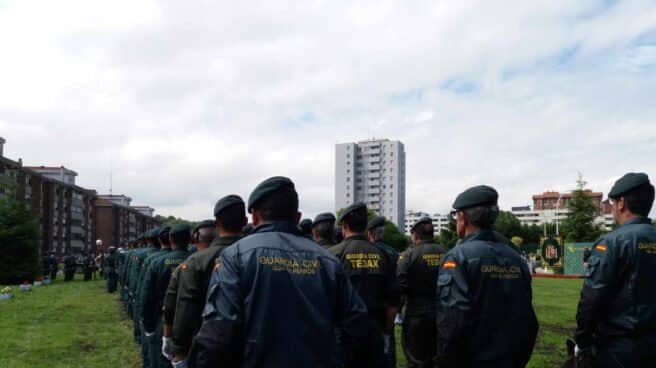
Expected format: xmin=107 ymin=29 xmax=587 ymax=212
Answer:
xmin=346 ymin=178 xmax=350 ymax=182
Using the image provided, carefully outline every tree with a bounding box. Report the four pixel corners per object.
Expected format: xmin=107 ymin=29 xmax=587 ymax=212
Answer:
xmin=435 ymin=218 xmax=458 ymax=249
xmin=0 ymin=191 xmax=41 ymax=284
xmin=154 ymin=214 xmax=198 ymax=229
xmin=494 ymin=211 xmax=523 ymax=240
xmin=562 ymin=174 xmax=602 ymax=242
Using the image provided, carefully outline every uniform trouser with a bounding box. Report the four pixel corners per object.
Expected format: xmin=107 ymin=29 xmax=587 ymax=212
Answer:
xmin=83 ymin=270 xmax=92 ymax=281
xmin=147 ymin=321 xmax=171 ymax=368
xmin=50 ymin=269 xmax=57 ymax=281
xmin=338 ymin=321 xmax=385 ymax=368
xmin=591 ymin=336 xmax=656 ymax=368
xmin=64 ymin=270 xmax=75 ymax=281
xmin=402 ymin=314 xmax=437 ymax=368
xmin=107 ymin=272 xmax=118 ymax=293
xmin=385 ymin=333 xmax=396 ymax=368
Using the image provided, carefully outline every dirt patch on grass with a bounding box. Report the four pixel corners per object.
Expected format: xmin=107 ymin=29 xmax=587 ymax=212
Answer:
xmin=75 ymin=339 xmax=97 ymax=352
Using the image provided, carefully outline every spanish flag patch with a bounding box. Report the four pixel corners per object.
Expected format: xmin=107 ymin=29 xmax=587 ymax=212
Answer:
xmin=443 ymin=261 xmax=457 ymax=269
xmin=595 ymin=244 xmax=607 ymax=252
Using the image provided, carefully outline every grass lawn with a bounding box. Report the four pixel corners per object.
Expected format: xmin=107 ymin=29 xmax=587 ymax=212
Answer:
xmin=0 ymin=275 xmax=141 ymax=368
xmin=1 ymin=276 xmax=582 ymax=368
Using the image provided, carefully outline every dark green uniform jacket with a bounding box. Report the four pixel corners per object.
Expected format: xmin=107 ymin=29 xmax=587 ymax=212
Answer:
xmin=170 ymin=236 xmax=241 ymax=356
xmin=141 ymin=248 xmax=189 ymax=333
xmin=316 ymin=238 xmax=335 ymax=249
xmin=436 ymin=229 xmax=538 ymax=368
xmin=136 ymin=248 xmax=170 ymax=321
xmin=330 ymin=235 xmax=401 ymax=329
xmin=163 ymin=265 xmax=181 ymax=327
xmin=575 ymin=217 xmax=656 ymax=364
xmin=397 ymin=241 xmax=447 ymax=367
xmin=191 ymin=222 xmax=370 ymax=368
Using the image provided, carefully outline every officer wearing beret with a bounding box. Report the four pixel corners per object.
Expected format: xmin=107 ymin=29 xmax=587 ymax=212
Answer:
xmin=141 ymin=224 xmax=191 ymax=368
xmin=162 ymin=221 xmax=216 ymax=362
xmin=131 ymin=229 xmax=163 ymax=345
xmin=367 ymin=216 xmax=401 ymax=368
xmin=313 ymin=212 xmax=336 ymax=248
xmin=574 ymin=173 xmax=656 ymax=367
xmin=331 ymin=203 xmax=401 ymax=368
xmin=299 ymin=218 xmax=314 ymax=240
xmin=192 ymin=176 xmax=369 ymax=368
xmin=397 ymin=217 xmax=447 ymax=368
xmin=106 ymin=247 xmax=119 ymax=293
xmin=169 ymin=196 xmax=246 ymax=367
xmin=436 ymin=185 xmax=538 ymax=368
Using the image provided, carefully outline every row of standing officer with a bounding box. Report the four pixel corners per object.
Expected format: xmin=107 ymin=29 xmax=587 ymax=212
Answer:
xmin=118 ymin=171 xmax=655 ymax=368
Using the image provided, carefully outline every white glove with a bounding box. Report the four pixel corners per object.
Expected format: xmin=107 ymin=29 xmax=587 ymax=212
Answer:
xmin=394 ymin=313 xmax=403 ymax=325
xmin=162 ymin=337 xmax=173 ymax=361
xmin=171 ymin=358 xmax=188 ymax=368
xmin=575 ymin=344 xmax=583 ymax=357
xmin=383 ymin=334 xmax=391 ymax=355
xmin=145 ymin=331 xmax=155 ymax=338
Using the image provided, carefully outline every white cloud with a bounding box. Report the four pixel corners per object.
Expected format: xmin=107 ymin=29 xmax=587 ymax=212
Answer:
xmin=1 ymin=0 xmax=655 ymax=220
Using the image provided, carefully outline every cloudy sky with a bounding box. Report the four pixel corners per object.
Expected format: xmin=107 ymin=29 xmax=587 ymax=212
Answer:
xmin=1 ymin=0 xmax=655 ymax=221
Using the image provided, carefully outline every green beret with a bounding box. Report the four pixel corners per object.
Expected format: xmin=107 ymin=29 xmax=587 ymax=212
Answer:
xmin=338 ymin=202 xmax=367 ymax=224
xmin=452 ymin=185 xmax=499 ymax=210
xmin=367 ymin=216 xmax=386 ymax=230
xmin=159 ymin=226 xmax=171 ymax=238
xmin=214 ymin=195 xmax=245 ymax=217
xmin=170 ymin=224 xmax=190 ymax=235
xmin=608 ymin=172 xmax=650 ymax=198
xmin=313 ymin=212 xmax=336 ymax=226
xmin=247 ymin=176 xmax=296 ymax=213
xmin=193 ymin=219 xmax=215 ymax=232
xmin=411 ymin=216 xmax=432 ymax=232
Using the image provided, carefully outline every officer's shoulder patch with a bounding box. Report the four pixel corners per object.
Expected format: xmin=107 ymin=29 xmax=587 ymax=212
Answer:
xmin=443 ymin=260 xmax=457 ymax=269
xmin=595 ymin=244 xmax=608 ymax=252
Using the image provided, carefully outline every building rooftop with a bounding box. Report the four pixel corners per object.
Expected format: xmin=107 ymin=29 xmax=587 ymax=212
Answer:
xmin=532 ymin=190 xmax=602 ymax=199
xmin=25 ymin=165 xmax=78 ymax=176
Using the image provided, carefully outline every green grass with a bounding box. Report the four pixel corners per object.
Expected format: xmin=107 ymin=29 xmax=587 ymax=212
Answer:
xmin=1 ymin=276 xmax=581 ymax=368
xmin=0 ymin=275 xmax=140 ymax=368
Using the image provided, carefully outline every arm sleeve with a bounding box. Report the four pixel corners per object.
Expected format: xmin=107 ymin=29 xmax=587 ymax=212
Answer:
xmin=141 ymin=263 xmax=159 ymax=332
xmin=575 ymin=240 xmax=618 ymax=348
xmin=383 ymin=252 xmax=401 ymax=308
xmin=171 ymin=259 xmax=204 ymax=356
xmin=435 ymin=253 xmax=471 ymax=367
xmin=189 ymin=251 xmax=244 ymax=368
xmin=396 ymin=251 xmax=410 ymax=306
xmin=163 ymin=266 xmax=181 ymax=326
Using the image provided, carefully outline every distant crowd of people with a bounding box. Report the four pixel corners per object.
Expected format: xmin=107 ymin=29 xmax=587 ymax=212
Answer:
xmin=42 ymin=251 xmax=108 ymax=282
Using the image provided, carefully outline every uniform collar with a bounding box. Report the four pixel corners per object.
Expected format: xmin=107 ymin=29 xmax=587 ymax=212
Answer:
xmin=620 ymin=216 xmax=651 ymax=227
xmin=253 ymin=221 xmax=301 ymax=236
xmin=211 ymin=235 xmax=242 ymax=246
xmin=343 ymin=234 xmax=368 ymax=242
xmin=460 ymin=229 xmax=496 ymax=243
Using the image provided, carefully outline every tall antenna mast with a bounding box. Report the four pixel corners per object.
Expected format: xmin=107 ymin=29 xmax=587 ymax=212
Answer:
xmin=109 ymin=160 xmax=113 ymax=195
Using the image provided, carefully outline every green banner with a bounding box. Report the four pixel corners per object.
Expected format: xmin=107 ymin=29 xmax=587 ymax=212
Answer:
xmin=564 ymin=242 xmax=594 ymax=275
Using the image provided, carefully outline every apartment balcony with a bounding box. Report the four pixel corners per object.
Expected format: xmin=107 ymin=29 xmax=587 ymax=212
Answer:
xmin=70 ymin=240 xmax=85 ymax=250
xmin=71 ymin=225 xmax=85 ymax=236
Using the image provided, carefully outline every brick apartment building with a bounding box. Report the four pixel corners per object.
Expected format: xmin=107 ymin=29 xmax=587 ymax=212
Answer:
xmin=0 ymin=137 xmax=159 ymax=255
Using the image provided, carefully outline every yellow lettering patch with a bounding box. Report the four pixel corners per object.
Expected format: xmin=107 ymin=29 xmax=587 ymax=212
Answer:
xmin=344 ymin=253 xmax=381 ymax=269
xmin=595 ymin=244 xmax=607 ymax=252
xmin=258 ymin=256 xmax=320 ymax=275
xmin=481 ymin=265 xmax=521 ymax=279
xmin=422 ymin=254 xmax=442 ymax=267
xmin=443 ymin=261 xmax=456 ymax=269
xmin=638 ymin=243 xmax=656 ymax=255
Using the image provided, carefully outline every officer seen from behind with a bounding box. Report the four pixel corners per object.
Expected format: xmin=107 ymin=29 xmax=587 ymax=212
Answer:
xmin=191 ymin=176 xmax=370 ymax=368
xmin=330 ymin=203 xmax=401 ymax=368
xmin=105 ymin=247 xmax=119 ymax=293
xmin=169 ymin=196 xmax=246 ymax=367
xmin=397 ymin=217 xmax=447 ymax=368
xmin=436 ymin=185 xmax=538 ymax=368
xmin=574 ymin=173 xmax=656 ymax=367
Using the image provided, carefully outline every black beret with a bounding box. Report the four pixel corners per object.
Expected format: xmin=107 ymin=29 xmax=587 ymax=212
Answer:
xmin=367 ymin=216 xmax=386 ymax=230
xmin=411 ymin=216 xmax=432 ymax=232
xmin=338 ymin=202 xmax=367 ymax=224
xmin=247 ymin=176 xmax=295 ymax=213
xmin=299 ymin=219 xmax=313 ymax=232
xmin=214 ymin=195 xmax=245 ymax=217
xmin=194 ymin=219 xmax=215 ymax=233
xmin=608 ymin=172 xmax=650 ymax=198
xmin=170 ymin=224 xmax=190 ymax=235
xmin=313 ymin=212 xmax=336 ymax=226
xmin=452 ymin=185 xmax=499 ymax=210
